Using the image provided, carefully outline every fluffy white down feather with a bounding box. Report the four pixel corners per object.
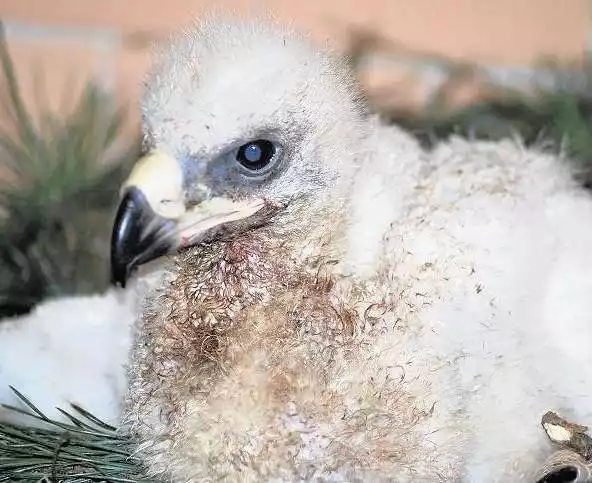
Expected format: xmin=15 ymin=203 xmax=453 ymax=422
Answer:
xmin=0 ymin=290 xmax=135 ymax=427
xmin=350 ymin=131 xmax=592 ymax=480
xmin=1 ymin=16 xmax=592 ymax=482
xmin=0 ymin=267 xmax=164 ymax=427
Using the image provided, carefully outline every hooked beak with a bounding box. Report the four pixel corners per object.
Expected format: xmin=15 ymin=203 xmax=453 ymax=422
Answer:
xmin=110 ymin=150 xmax=268 ymax=287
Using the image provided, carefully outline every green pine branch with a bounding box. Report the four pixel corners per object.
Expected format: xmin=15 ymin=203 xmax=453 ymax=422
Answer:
xmin=0 ymin=388 xmax=153 ymax=482
xmin=0 ymin=38 xmax=139 ymax=318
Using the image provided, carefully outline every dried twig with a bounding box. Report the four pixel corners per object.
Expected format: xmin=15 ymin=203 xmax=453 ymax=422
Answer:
xmin=542 ymin=411 xmax=592 ymax=461
xmin=534 ymin=412 xmax=592 ymax=483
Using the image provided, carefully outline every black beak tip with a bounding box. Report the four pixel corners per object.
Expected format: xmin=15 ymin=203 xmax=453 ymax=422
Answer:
xmin=110 ymin=189 xmax=140 ymax=288
xmin=110 ymin=261 xmax=129 ymax=288
xmin=110 ymin=187 xmax=177 ymax=288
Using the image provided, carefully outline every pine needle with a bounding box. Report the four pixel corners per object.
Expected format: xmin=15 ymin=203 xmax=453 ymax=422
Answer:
xmin=0 ymin=388 xmax=154 ymax=482
xmin=0 ymin=37 xmax=138 ymax=319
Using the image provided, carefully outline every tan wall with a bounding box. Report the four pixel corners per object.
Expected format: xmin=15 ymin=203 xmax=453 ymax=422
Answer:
xmin=0 ymin=0 xmax=589 ymax=130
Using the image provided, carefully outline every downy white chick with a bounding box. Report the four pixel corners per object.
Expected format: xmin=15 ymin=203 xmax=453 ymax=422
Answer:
xmin=108 ymin=16 xmax=592 ymax=482
xmin=1 ymin=14 xmax=591 ymax=483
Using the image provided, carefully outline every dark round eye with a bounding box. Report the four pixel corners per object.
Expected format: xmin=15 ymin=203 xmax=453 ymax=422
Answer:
xmin=236 ymin=140 xmax=276 ymax=171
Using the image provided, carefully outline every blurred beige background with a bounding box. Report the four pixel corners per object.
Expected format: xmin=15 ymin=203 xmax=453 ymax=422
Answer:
xmin=0 ymin=0 xmax=589 ymax=131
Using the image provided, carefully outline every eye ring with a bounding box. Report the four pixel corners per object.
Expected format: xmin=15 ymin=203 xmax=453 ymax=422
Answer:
xmin=236 ymin=140 xmax=277 ymax=171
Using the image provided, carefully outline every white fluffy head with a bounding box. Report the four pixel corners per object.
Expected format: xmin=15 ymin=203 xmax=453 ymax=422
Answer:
xmin=141 ymin=17 xmax=369 ymax=229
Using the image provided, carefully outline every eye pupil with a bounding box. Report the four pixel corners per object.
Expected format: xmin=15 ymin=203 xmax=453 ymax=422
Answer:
xmin=237 ymin=140 xmax=276 ymax=171
xmin=244 ymin=144 xmax=262 ymax=162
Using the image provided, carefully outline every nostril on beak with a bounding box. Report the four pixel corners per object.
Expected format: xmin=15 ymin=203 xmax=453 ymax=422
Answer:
xmin=535 ymin=450 xmax=592 ymax=483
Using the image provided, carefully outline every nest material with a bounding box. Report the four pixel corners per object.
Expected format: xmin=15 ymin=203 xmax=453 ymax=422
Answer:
xmin=535 ymin=412 xmax=592 ymax=483
xmin=0 ymin=388 xmax=151 ymax=482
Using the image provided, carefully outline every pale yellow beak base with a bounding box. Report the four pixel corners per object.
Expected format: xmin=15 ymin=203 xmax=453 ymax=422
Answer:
xmin=111 ymin=150 xmax=268 ymax=286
